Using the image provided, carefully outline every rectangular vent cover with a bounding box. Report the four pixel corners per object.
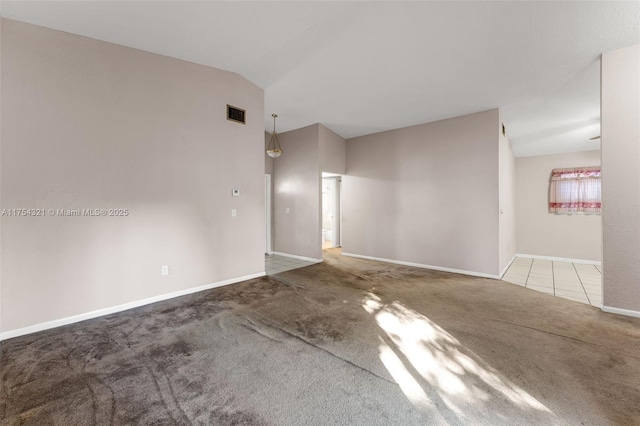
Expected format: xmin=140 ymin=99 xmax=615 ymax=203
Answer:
xmin=227 ymin=105 xmax=246 ymax=124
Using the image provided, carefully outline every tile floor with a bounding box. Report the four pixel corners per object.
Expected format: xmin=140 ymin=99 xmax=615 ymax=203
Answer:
xmin=265 ymin=254 xmax=318 ymax=275
xmin=502 ymin=257 xmax=602 ymax=307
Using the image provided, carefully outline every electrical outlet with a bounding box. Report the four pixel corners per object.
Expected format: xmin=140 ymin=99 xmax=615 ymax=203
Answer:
xmin=161 ymin=265 xmax=170 ymax=276
xmin=231 ymin=209 xmax=237 ymax=217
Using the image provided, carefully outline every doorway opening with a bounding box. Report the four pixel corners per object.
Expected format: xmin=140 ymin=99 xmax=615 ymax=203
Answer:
xmin=265 ymin=173 xmax=272 ymax=254
xmin=321 ymin=173 xmax=341 ymax=250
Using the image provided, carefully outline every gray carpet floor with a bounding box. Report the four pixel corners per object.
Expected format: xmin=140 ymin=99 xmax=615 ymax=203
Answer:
xmin=2 ymin=249 xmax=640 ymax=425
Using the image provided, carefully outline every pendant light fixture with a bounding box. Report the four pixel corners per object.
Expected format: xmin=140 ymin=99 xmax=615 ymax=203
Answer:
xmin=266 ymin=113 xmax=283 ymax=158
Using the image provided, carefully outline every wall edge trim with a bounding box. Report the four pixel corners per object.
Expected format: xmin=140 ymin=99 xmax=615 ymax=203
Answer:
xmin=0 ymin=272 xmax=266 ymax=342
xmin=601 ymin=305 xmax=640 ymax=319
xmin=516 ymin=253 xmax=601 ymax=265
xmin=499 ymin=254 xmax=518 ymax=279
xmin=341 ymin=252 xmax=500 ymax=279
xmin=271 ymin=251 xmax=323 ymax=263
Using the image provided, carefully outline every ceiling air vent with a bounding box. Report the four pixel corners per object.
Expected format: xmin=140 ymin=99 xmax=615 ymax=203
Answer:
xmin=227 ymin=105 xmax=246 ymax=124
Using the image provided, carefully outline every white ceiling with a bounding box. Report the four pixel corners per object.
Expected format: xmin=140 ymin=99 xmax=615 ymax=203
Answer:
xmin=2 ymin=1 xmax=639 ymax=156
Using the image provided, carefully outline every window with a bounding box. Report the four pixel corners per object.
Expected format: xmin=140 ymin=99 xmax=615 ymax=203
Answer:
xmin=549 ymin=166 xmax=601 ymax=215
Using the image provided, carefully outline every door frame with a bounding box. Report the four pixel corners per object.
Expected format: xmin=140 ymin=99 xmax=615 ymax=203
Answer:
xmin=321 ymin=175 xmax=342 ymax=249
xmin=335 ymin=176 xmax=342 ymax=248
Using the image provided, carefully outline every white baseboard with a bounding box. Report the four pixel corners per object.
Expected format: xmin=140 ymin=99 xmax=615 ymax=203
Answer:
xmin=499 ymin=254 xmax=518 ymax=279
xmin=341 ymin=252 xmax=500 ymax=279
xmin=601 ymin=305 xmax=640 ymax=319
xmin=0 ymin=271 xmax=266 ymax=342
xmin=271 ymin=251 xmax=323 ymax=263
xmin=516 ymin=253 xmax=601 ymax=265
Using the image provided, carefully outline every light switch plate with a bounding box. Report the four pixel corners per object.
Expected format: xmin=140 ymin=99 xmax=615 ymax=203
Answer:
xmin=231 ymin=209 xmax=237 ymax=217
xmin=285 ymin=208 xmax=290 ymax=213
xmin=232 ymin=189 xmax=240 ymax=197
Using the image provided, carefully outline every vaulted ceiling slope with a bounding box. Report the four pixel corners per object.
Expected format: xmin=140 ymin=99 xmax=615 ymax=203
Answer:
xmin=2 ymin=1 xmax=638 ymax=156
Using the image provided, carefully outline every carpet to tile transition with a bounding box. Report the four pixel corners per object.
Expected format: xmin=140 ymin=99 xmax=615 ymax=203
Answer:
xmin=1 ymin=250 xmax=640 ymax=425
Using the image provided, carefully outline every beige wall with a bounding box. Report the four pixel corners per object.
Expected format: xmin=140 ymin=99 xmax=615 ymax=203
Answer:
xmin=601 ymin=44 xmax=640 ymax=313
xmin=319 ymin=125 xmax=346 ymax=175
xmin=272 ymin=124 xmax=322 ymax=260
xmin=1 ymin=19 xmax=265 ymax=332
xmin=271 ymin=123 xmax=343 ymax=259
xmin=343 ymin=109 xmax=501 ymax=276
xmin=515 ymin=150 xmax=601 ymax=262
xmin=498 ymin=115 xmax=517 ymax=273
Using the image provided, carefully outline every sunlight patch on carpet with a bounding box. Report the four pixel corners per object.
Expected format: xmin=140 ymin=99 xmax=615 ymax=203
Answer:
xmin=363 ymin=292 xmax=560 ymax=423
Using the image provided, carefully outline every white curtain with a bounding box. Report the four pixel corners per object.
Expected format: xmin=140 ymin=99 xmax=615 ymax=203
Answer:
xmin=549 ymin=166 xmax=601 ymax=215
